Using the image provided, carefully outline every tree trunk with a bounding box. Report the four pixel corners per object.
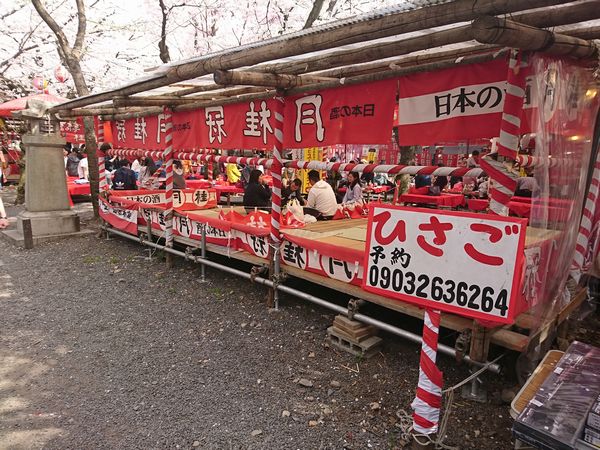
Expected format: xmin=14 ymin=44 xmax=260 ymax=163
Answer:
xmin=65 ymin=60 xmax=99 ymax=217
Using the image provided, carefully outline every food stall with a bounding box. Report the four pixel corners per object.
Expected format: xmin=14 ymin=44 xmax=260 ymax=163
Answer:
xmin=49 ymin=1 xmax=600 ymax=444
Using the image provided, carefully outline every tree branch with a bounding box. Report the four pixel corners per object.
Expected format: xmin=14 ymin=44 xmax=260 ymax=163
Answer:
xmin=73 ymin=0 xmax=87 ymax=57
xmin=30 ymin=0 xmax=72 ymax=55
xmin=0 ymin=3 xmax=26 ymax=21
xmin=303 ymin=0 xmax=326 ymax=29
xmin=158 ymin=0 xmax=171 ymax=63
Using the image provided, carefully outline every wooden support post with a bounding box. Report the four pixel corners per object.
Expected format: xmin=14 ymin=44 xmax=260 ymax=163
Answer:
xmin=22 ymin=218 xmax=33 ymax=249
xmin=463 ymin=321 xmax=490 ymax=403
xmin=469 ymin=322 xmax=491 ymax=363
xmin=472 ymin=16 xmax=598 ymax=58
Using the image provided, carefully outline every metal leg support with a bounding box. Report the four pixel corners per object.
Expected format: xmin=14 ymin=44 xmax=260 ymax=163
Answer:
xmin=200 ymin=224 xmax=207 ymax=283
xmin=273 ymin=246 xmax=280 ymax=310
xmin=145 ymin=220 xmax=153 ymax=260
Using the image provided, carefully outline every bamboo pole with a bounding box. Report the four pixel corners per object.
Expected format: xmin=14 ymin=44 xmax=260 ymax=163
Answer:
xmin=213 ymin=70 xmax=337 ymax=88
xmin=144 ymin=0 xmax=600 ymax=100
xmin=472 ymin=16 xmax=598 ymax=58
xmin=244 ymin=1 xmax=600 ymax=76
xmin=50 ymin=0 xmax=574 ymax=112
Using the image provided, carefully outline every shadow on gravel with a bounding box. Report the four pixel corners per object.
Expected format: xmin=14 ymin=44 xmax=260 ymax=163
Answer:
xmin=0 ymin=271 xmax=65 ymax=449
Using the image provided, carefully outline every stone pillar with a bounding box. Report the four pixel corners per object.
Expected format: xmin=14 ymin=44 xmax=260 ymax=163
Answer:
xmin=16 ymin=132 xmax=80 ymax=238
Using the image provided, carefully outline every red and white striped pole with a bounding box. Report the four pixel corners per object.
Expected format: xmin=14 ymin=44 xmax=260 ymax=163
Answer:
xmin=480 ymin=49 xmax=528 ymax=216
xmin=571 ymin=151 xmax=600 ymax=282
xmin=97 ymin=120 xmax=108 ymax=191
xmin=163 ymin=109 xmax=174 ymax=264
xmin=270 ymin=97 xmax=285 ymax=308
xmin=207 ymin=149 xmax=214 ymax=181
xmin=412 ymin=309 xmax=443 ymax=435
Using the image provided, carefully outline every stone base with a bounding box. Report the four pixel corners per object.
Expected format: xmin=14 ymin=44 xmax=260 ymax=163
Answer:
xmin=0 ymin=228 xmax=95 ymax=248
xmin=0 ymin=209 xmax=94 ymax=248
xmin=17 ymin=210 xmax=80 ymax=236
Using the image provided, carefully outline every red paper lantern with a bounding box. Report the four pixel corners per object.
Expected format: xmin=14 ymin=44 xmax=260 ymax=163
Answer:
xmin=54 ymin=65 xmax=69 ymax=83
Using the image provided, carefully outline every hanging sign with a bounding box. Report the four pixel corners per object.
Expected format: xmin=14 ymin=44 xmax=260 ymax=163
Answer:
xmin=363 ymin=204 xmax=527 ymax=323
xmin=111 ymin=115 xmax=169 ymax=149
xmin=397 ymin=59 xmax=537 ymax=145
xmin=172 ymin=99 xmax=281 ymax=150
xmin=283 ymin=79 xmax=397 ymax=147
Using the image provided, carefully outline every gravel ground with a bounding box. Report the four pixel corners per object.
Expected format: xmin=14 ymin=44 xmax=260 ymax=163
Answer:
xmin=0 ymin=190 xmax=595 ymax=450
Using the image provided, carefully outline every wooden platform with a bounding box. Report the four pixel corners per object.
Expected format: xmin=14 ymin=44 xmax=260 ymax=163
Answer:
xmin=134 ymin=215 xmax=584 ymax=360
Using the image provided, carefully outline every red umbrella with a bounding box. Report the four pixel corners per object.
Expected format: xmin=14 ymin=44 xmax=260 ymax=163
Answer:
xmin=0 ymin=93 xmax=69 ymax=117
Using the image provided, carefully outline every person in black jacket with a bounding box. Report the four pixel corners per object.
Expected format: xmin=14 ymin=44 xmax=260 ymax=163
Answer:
xmin=243 ymin=169 xmax=271 ymax=209
xmin=112 ymin=159 xmax=137 ymax=190
xmin=282 ymin=178 xmax=305 ymax=207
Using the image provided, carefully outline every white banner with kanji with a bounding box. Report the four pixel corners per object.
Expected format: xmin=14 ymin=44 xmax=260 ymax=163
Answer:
xmin=363 ymin=205 xmax=527 ymax=323
xmin=99 ymin=197 xmax=138 ymax=235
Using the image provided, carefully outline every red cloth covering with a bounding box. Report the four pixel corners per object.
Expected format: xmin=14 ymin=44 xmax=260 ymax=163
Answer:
xmin=282 ymin=228 xmax=364 ymax=264
xmin=408 ymin=186 xmax=430 ymax=195
xmin=364 ymin=185 xmax=392 ymax=194
xmin=467 ymin=198 xmax=489 ymax=211
xmin=185 ymin=179 xmax=212 ymax=189
xmin=400 ymin=193 xmax=465 ymax=207
xmin=215 ymin=185 xmax=244 ymax=195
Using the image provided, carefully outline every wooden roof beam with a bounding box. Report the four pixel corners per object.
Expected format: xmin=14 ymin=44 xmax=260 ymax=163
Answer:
xmin=213 ymin=70 xmax=337 ymax=88
xmin=472 ymin=16 xmax=598 ymax=58
xmin=252 ymin=0 xmax=600 ymax=76
xmin=50 ymin=0 xmax=575 ymax=112
xmin=150 ymin=1 xmax=600 ymax=99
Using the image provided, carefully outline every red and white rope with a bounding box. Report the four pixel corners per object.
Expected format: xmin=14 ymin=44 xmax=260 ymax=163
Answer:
xmin=481 ymin=50 xmax=528 ymax=216
xmin=163 ymin=110 xmax=174 ymax=248
xmin=571 ymin=153 xmax=600 ymax=282
xmin=97 ymin=121 xmax=108 ymax=191
xmin=412 ymin=309 xmax=443 ymax=435
xmin=270 ymin=98 xmax=285 ymax=244
xmin=107 ymin=148 xmax=491 ymax=179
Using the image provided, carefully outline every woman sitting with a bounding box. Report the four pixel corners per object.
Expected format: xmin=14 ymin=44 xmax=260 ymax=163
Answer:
xmin=243 ymin=169 xmax=271 ymax=210
xmin=138 ymin=157 xmax=160 ymax=189
xmin=342 ymin=171 xmax=364 ymax=205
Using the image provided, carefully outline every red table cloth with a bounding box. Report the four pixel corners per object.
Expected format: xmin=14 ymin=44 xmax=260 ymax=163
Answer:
xmin=400 ymin=193 xmax=465 ymax=208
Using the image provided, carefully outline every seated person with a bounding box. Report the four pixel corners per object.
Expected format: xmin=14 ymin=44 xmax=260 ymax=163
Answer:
xmin=429 ymin=173 xmax=448 ymax=195
xmin=305 ymin=170 xmax=338 ymax=219
xmin=173 ymin=160 xmax=187 ymax=189
xmin=360 ymin=163 xmax=375 ymax=185
xmin=112 ymin=159 xmax=137 ymax=190
xmin=243 ymin=169 xmax=271 ymax=209
xmin=373 ymin=172 xmax=392 ymax=187
xmin=477 ymin=177 xmax=489 ymax=199
xmin=342 ymin=171 xmax=364 ymax=205
xmin=514 ymin=171 xmax=539 ymax=198
xmin=414 ymin=173 xmax=431 ymax=188
xmin=226 ymin=162 xmax=241 ymax=184
xmin=282 ymin=178 xmax=305 ymax=207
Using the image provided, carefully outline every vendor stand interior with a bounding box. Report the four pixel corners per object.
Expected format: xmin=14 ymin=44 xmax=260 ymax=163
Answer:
xmin=47 ymin=0 xmax=600 ymax=446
